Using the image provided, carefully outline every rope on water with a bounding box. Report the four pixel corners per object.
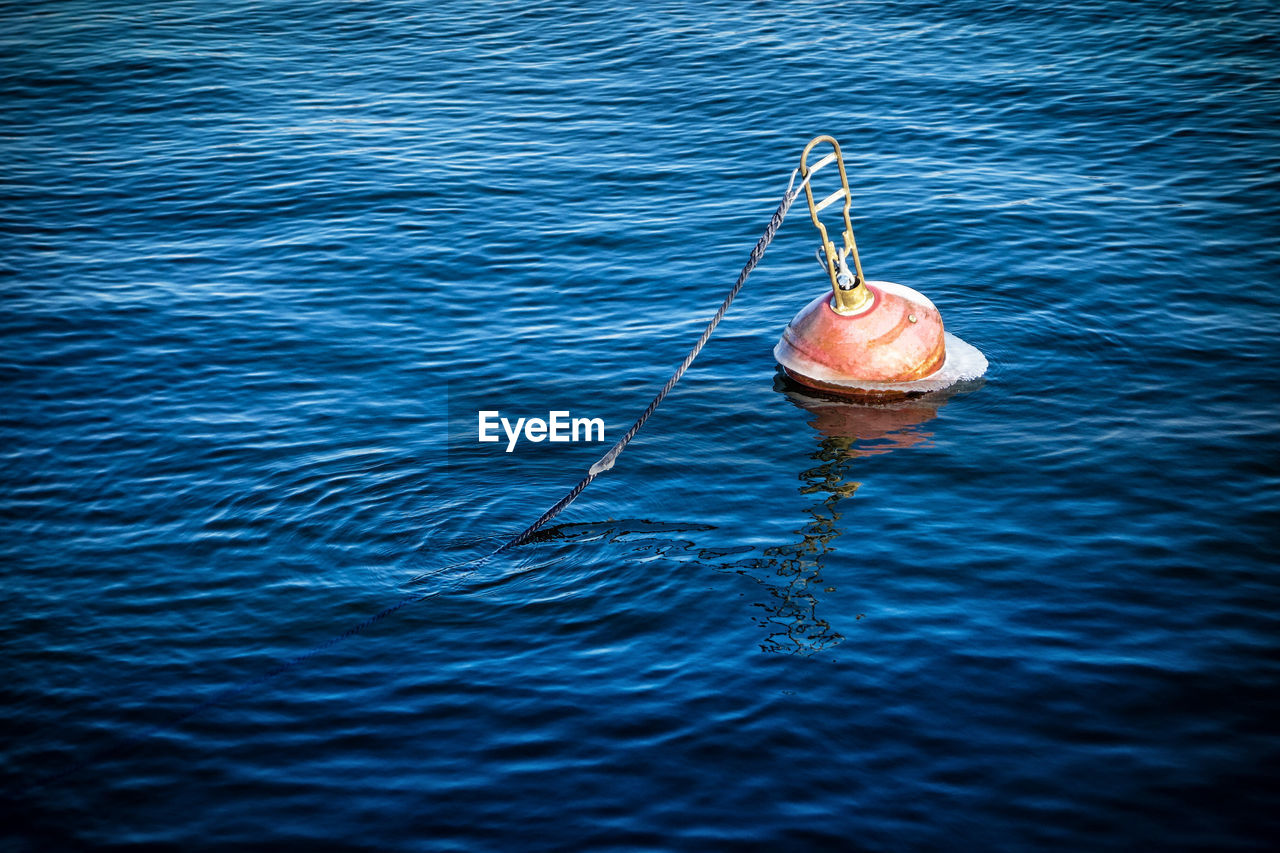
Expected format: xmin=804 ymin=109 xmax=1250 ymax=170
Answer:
xmin=28 ymin=165 xmax=812 ymax=791
xmin=498 ymin=165 xmax=810 ymax=550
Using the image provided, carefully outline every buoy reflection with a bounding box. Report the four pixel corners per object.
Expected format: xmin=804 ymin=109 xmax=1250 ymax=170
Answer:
xmin=778 ymin=373 xmax=951 ymax=452
xmin=729 ymin=374 xmax=946 ymax=653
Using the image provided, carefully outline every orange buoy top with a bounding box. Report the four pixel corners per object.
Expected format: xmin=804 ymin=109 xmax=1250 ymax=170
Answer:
xmin=774 ymin=279 xmax=947 ymax=393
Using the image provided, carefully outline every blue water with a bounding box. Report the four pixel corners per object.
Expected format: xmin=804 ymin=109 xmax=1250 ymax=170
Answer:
xmin=4 ymin=1 xmax=1279 ymax=848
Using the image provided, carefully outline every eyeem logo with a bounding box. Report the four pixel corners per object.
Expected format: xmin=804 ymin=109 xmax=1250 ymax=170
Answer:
xmin=478 ymin=410 xmax=605 ymax=453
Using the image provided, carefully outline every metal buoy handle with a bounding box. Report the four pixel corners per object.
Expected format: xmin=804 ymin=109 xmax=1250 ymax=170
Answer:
xmin=800 ymin=135 xmax=870 ymax=314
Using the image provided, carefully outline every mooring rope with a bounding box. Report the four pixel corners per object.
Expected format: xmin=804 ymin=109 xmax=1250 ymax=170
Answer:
xmin=28 ymin=165 xmax=812 ymax=791
xmin=498 ymin=166 xmax=810 ymax=551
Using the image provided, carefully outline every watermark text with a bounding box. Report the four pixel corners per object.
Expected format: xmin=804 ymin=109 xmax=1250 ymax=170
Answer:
xmin=478 ymin=410 xmax=605 ymax=452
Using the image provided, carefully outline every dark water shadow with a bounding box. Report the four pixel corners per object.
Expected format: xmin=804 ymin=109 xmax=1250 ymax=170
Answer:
xmin=409 ymin=371 xmax=984 ymax=653
xmin=502 ymin=377 xmax=980 ymax=654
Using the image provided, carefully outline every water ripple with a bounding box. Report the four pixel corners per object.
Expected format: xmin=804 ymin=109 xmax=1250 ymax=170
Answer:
xmin=4 ymin=0 xmax=1280 ymax=848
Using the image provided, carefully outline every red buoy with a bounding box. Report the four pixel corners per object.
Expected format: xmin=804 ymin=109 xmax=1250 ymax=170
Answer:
xmin=775 ymin=136 xmax=985 ymax=397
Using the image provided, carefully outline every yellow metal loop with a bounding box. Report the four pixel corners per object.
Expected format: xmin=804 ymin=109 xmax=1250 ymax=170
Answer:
xmin=800 ymin=135 xmax=869 ymax=314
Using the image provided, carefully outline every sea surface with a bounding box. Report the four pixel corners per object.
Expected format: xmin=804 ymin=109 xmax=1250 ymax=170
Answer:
xmin=3 ymin=1 xmax=1279 ymax=849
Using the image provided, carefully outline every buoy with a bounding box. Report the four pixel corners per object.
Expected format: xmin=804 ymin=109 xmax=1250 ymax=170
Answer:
xmin=775 ymin=136 xmax=987 ymax=398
